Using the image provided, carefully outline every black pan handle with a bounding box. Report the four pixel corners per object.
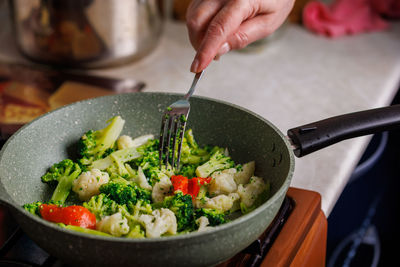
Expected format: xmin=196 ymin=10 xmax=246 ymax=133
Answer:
xmin=287 ymin=104 xmax=400 ymax=157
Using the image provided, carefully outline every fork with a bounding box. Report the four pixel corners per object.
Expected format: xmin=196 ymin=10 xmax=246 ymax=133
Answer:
xmin=159 ymin=70 xmax=204 ymax=169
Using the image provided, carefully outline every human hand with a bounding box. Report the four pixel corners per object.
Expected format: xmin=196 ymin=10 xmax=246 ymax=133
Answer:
xmin=186 ymin=0 xmax=295 ymax=72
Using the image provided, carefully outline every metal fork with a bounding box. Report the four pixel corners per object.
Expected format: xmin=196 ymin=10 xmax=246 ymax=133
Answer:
xmin=159 ymin=70 xmax=204 ymax=169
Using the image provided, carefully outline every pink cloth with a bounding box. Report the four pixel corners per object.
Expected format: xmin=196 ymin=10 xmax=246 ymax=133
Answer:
xmin=303 ymin=0 xmax=400 ymax=38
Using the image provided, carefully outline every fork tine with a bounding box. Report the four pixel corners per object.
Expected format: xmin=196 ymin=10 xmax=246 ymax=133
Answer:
xmin=164 ymin=114 xmax=175 ymax=166
xmin=170 ymin=116 xmax=180 ymax=169
xmin=175 ymin=117 xmax=187 ymax=170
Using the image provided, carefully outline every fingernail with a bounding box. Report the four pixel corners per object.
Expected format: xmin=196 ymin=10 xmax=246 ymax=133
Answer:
xmin=217 ymin=42 xmax=230 ymax=57
xmin=190 ymin=59 xmax=199 ymax=73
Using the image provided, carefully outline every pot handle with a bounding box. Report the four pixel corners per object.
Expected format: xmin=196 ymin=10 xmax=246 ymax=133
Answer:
xmin=287 ymin=104 xmax=400 ymax=157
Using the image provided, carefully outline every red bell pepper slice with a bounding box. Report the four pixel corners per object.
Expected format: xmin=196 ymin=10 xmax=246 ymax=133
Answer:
xmin=40 ymin=204 xmax=96 ymax=229
xmin=188 ymin=177 xmax=212 ymax=198
xmin=171 ymin=175 xmax=212 ymax=199
xmin=171 ymin=175 xmax=189 ymax=194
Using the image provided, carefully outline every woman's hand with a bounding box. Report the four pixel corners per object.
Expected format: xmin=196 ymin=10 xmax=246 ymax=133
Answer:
xmin=186 ymin=0 xmax=295 ymax=72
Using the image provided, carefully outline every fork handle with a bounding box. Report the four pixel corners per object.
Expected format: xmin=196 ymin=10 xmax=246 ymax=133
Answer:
xmin=184 ymin=70 xmax=204 ymax=100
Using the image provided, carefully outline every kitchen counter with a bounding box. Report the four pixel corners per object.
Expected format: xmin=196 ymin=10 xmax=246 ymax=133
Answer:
xmin=1 ymin=13 xmax=400 ymax=216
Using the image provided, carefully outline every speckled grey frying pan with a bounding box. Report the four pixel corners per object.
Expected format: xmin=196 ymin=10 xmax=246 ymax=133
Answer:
xmin=0 ymin=92 xmax=399 ymax=267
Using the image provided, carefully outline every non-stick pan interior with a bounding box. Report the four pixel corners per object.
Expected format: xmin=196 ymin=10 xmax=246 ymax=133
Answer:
xmin=0 ymin=93 xmax=294 ymax=266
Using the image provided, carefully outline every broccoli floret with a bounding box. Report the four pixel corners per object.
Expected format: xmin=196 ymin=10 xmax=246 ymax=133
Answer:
xmin=125 ymin=200 xmax=153 ymax=218
xmin=195 ymin=208 xmax=226 ymax=226
xmin=177 ymin=130 xmax=224 ymax=178
xmin=184 ymin=129 xmax=198 ymax=149
xmin=78 ymin=116 xmax=125 ymax=165
xmin=103 ymin=147 xmax=116 ymax=158
xmin=136 ymin=138 xmax=159 ymax=159
xmin=162 ymin=192 xmax=195 ymax=232
xmin=122 ymin=200 xmax=153 ymax=230
xmin=84 ymin=193 xmax=152 ymax=238
xmin=23 ymin=201 xmax=43 ymax=216
xmin=126 ymin=224 xmax=145 ymax=238
xmin=131 ymin=139 xmax=161 ymax=182
xmin=178 ymin=164 xmax=197 ymax=178
xmin=180 ymin=129 xmax=212 ymax=165
xmin=195 ymin=150 xmax=235 ymax=178
xmin=130 ymin=139 xmax=175 ymax=185
xmin=99 ymin=181 xmax=152 ymax=205
xmin=89 ymin=146 xmax=142 ymax=177
xmin=83 ymin=193 xmax=121 ymax=220
xmin=41 ymin=159 xmax=82 ymax=204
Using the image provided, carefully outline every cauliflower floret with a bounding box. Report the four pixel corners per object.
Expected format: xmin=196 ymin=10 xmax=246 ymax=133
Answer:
xmin=72 ymin=168 xmax=109 ymax=201
xmin=203 ymin=193 xmax=240 ymax=212
xmin=237 ymin=176 xmax=267 ymax=208
xmin=152 ymin=174 xmax=172 ymax=203
xmin=139 ymin=208 xmax=177 ymax=238
xmin=234 ymin=161 xmax=255 ymax=184
xmin=131 ymin=134 xmax=154 ymax=147
xmin=209 ymin=168 xmax=237 ymax=196
xmin=96 ymin=212 xmax=129 ymax=237
xmin=117 ymin=135 xmax=134 ymax=150
xmin=196 ymin=216 xmax=212 ymax=232
xmin=117 ymin=134 xmax=154 ymax=150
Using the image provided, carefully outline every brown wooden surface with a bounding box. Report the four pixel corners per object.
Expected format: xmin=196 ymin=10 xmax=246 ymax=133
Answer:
xmin=217 ymin=187 xmax=327 ymax=267
xmin=290 ymin=210 xmax=327 ymax=267
xmin=261 ymin=187 xmax=327 ymax=267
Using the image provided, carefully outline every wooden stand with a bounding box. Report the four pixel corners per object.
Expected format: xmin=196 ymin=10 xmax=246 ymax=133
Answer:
xmin=219 ymin=187 xmax=327 ymax=266
xmin=263 ymin=187 xmax=327 ymax=266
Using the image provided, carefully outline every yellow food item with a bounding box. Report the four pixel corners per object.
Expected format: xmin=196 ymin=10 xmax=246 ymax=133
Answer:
xmin=3 ymin=81 xmax=50 ymax=108
xmin=0 ymin=103 xmax=47 ymax=124
xmin=48 ymin=81 xmax=114 ymax=109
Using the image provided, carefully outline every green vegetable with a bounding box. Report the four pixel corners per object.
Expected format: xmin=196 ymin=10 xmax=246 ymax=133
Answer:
xmin=22 ymin=201 xmax=43 ymax=216
xmin=162 ymin=192 xmax=195 ymax=232
xmin=83 ymin=193 xmax=121 ymax=220
xmin=195 ymin=149 xmax=235 ymax=178
xmin=23 ymin=200 xmax=63 ymax=216
xmin=180 ymin=129 xmax=213 ymax=165
xmin=84 ymin=193 xmax=151 ymax=238
xmin=23 ymin=114 xmax=269 ymax=238
xmin=130 ymin=139 xmax=175 ymax=185
xmin=41 ymin=159 xmax=82 ymax=204
xmin=195 ymin=208 xmax=226 ymax=226
xmin=178 ymin=164 xmax=197 ymax=178
xmin=126 ymin=224 xmax=145 ymax=238
xmin=78 ymin=116 xmax=125 ymax=165
xmin=89 ymin=146 xmax=141 ymax=177
xmin=240 ymin=181 xmax=271 ymax=214
xmin=60 ymin=224 xmax=112 ymax=237
xmin=99 ymin=181 xmax=152 ymax=205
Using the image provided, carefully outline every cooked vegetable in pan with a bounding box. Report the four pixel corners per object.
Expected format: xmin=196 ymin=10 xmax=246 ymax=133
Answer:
xmin=23 ymin=116 xmax=270 ymax=238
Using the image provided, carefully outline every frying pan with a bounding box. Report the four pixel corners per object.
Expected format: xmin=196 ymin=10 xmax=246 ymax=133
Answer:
xmin=0 ymin=93 xmax=399 ymax=267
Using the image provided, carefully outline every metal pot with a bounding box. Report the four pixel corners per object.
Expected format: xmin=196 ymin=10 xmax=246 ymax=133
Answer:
xmin=9 ymin=0 xmax=164 ymax=68
xmin=0 ymin=93 xmax=399 ymax=266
